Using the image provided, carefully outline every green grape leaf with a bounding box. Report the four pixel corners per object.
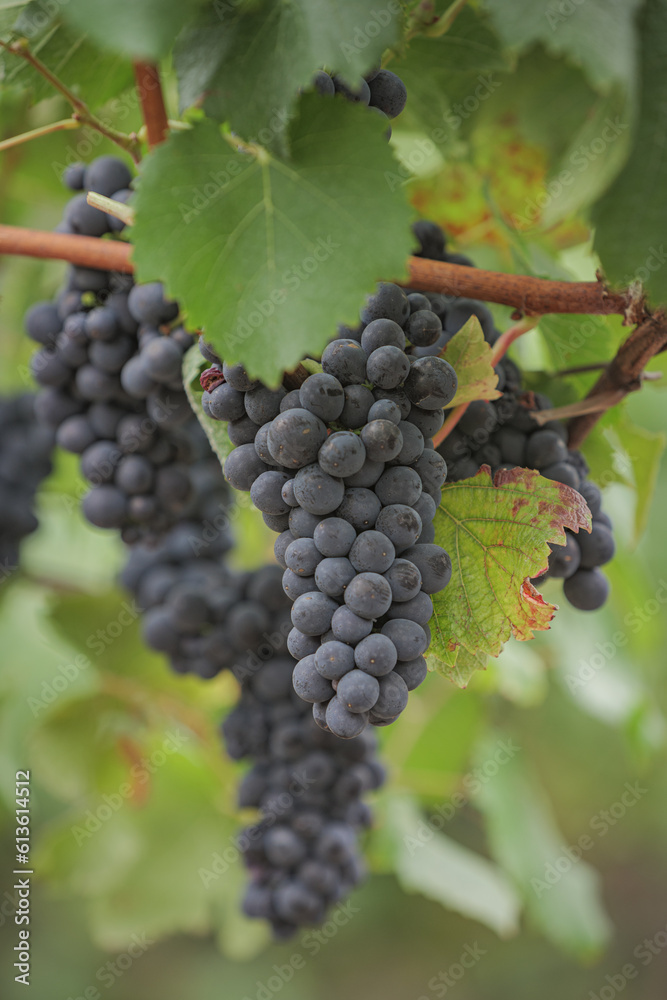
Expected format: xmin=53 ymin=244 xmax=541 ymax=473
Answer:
xmin=440 ymin=316 xmax=501 ymax=406
xmin=430 ymin=466 xmax=592 ymax=681
xmin=472 ymin=733 xmax=612 ymax=960
xmin=182 ymin=344 xmax=234 ymax=468
xmin=432 ymin=645 xmax=488 ymax=688
xmin=381 ymin=794 xmax=521 ymax=936
xmin=536 ymin=313 xmax=624 ymax=383
xmin=481 ymin=0 xmax=642 ymax=94
xmin=132 ymin=96 xmax=414 ymax=385
xmin=606 ymin=417 xmax=666 ymax=544
xmin=60 ymin=0 xmax=206 ymax=60
xmin=1 ymin=3 xmax=134 ymax=109
xmin=174 ymin=0 xmax=403 ymax=144
xmin=593 ymin=0 xmax=667 ymax=304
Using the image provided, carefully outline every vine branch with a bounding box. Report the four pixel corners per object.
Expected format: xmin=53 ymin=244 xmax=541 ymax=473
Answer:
xmin=1 ymin=222 xmax=665 ymax=449
xmin=567 ymin=310 xmax=667 ymax=448
xmin=0 ymin=39 xmax=142 ymax=162
xmin=133 ymin=62 xmax=169 ymax=149
xmin=404 ymin=257 xmax=646 ymax=323
xmin=0 ymin=225 xmax=134 ymax=272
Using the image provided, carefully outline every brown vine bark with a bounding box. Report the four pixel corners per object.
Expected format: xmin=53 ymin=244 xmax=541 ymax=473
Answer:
xmin=404 ymin=257 xmax=646 ymax=323
xmin=0 ymin=226 xmax=134 ymax=272
xmin=133 ymin=62 xmax=170 ymax=149
xmin=567 ymin=310 xmax=667 ymax=448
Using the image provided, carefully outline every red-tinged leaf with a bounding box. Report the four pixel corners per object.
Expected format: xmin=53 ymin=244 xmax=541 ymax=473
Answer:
xmin=440 ymin=316 xmax=502 ymax=406
xmin=430 ymin=465 xmax=592 ymax=684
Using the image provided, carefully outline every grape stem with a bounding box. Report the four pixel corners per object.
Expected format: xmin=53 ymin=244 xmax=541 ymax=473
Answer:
xmin=432 ymin=317 xmax=538 ymax=447
xmin=0 ymin=38 xmax=142 ymax=162
xmin=86 ymin=192 xmax=136 ymax=226
xmin=133 ymin=62 xmax=170 ymax=150
xmin=0 ymin=117 xmax=81 ymax=153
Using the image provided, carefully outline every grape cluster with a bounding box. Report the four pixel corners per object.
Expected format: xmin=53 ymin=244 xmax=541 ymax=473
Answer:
xmin=312 ymin=65 xmax=407 ymax=138
xmin=26 ymin=155 xmax=221 ymax=546
xmin=200 ymin=282 xmax=457 ymax=737
xmin=0 ymin=393 xmax=54 ymax=580
xmin=222 ymin=570 xmax=384 ymax=939
xmin=408 ymin=221 xmax=615 ymax=612
xmin=122 ymin=516 xmax=384 ymax=938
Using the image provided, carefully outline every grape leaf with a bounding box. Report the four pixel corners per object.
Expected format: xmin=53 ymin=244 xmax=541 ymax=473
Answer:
xmin=60 ymin=0 xmax=206 ymax=60
xmin=381 ymin=794 xmax=521 ymax=936
xmin=593 ymin=0 xmax=667 ymax=304
xmin=131 ymin=95 xmax=415 ymax=385
xmin=481 ymin=0 xmax=642 ymax=94
xmin=182 ymin=344 xmax=234 ymax=468
xmin=430 ymin=465 xmax=592 ymax=681
xmin=441 ymin=316 xmax=501 ymax=406
xmin=607 ymin=416 xmax=666 ymax=544
xmin=174 ymin=0 xmax=403 ymax=145
xmin=472 ymin=733 xmax=611 ymax=960
xmin=1 ymin=3 xmax=134 ymax=109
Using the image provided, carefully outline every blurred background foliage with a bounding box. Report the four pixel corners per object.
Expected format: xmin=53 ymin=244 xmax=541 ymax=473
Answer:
xmin=1 ymin=1 xmax=667 ymax=997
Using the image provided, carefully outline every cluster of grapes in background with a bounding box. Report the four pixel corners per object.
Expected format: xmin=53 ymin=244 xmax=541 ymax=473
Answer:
xmin=201 ymin=278 xmax=457 ymax=738
xmin=405 ymin=221 xmax=615 ymax=611
xmin=0 ymin=393 xmax=54 ymax=580
xmin=25 ymin=156 xmax=228 ymax=547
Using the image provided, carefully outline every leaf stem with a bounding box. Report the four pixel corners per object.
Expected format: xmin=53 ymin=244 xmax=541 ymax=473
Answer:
xmin=433 ymin=317 xmax=538 ymax=448
xmin=0 ymin=117 xmax=80 ymax=153
xmin=423 ymin=0 xmax=471 ymax=37
xmin=0 ymin=38 xmax=142 ymax=162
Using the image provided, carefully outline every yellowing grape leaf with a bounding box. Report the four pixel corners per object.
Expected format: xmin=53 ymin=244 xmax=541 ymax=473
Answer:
xmin=441 ymin=317 xmax=501 ymax=407
xmin=430 ymin=466 xmax=591 ymax=684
